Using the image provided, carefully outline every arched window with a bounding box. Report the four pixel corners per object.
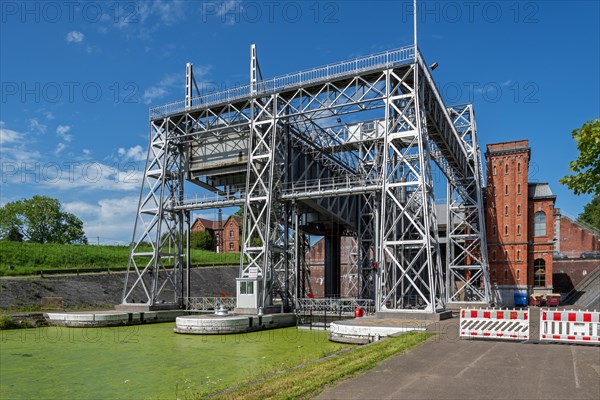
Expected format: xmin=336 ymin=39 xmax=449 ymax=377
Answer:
xmin=517 ymin=270 xmax=521 ymax=281
xmin=504 ymin=250 xmax=508 ymax=260
xmin=517 ymin=249 xmax=521 ymax=260
xmin=493 ymin=165 xmax=497 ymax=175
xmin=505 ymin=225 xmax=508 ymax=236
xmin=492 ymin=250 xmax=497 ymax=261
xmin=534 ymin=211 xmax=546 ymax=236
xmin=492 ymin=225 xmax=496 ymax=235
xmin=505 ymin=185 xmax=509 ymax=195
xmin=505 ymin=163 xmax=509 ymax=174
xmin=517 ymin=225 xmax=521 ymax=235
xmin=504 ymin=270 xmax=508 ymax=280
xmin=505 ymin=205 xmax=509 ymax=216
xmin=534 ymin=259 xmax=546 ymax=287
xmin=517 ymin=204 xmax=521 ymax=215
xmin=517 ymin=162 xmax=521 ymax=173
xmin=517 ymin=183 xmax=521 ymax=194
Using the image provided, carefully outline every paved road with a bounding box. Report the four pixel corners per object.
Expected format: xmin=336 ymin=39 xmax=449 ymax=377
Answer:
xmin=315 ymin=323 xmax=600 ymax=399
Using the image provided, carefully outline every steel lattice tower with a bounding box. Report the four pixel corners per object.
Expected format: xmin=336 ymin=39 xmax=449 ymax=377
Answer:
xmin=120 ymin=44 xmax=490 ymax=313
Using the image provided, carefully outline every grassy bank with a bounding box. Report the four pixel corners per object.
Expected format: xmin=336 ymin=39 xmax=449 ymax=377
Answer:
xmin=215 ymin=331 xmax=432 ymax=400
xmin=0 ymin=241 xmax=240 ymax=276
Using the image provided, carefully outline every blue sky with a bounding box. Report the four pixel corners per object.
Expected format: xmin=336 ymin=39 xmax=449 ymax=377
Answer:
xmin=1 ymin=0 xmax=599 ymax=244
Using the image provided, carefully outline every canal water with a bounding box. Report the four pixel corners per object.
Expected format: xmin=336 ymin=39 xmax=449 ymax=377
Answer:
xmin=0 ymin=323 xmax=349 ymax=399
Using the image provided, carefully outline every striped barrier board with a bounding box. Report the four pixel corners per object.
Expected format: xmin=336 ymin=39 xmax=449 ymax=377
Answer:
xmin=460 ymin=308 xmax=529 ymax=341
xmin=540 ymin=309 xmax=600 ymax=344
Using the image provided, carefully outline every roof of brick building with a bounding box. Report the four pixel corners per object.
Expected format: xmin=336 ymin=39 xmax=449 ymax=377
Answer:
xmin=528 ymin=182 xmax=556 ymax=199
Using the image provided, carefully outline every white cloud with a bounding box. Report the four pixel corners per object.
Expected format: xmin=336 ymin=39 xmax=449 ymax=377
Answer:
xmin=56 ymin=125 xmax=73 ymax=142
xmin=66 ymin=30 xmax=85 ymax=43
xmin=83 ymin=149 xmax=91 ymax=156
xmin=28 ymin=118 xmax=47 ymax=134
xmin=44 ymin=111 xmax=55 ymax=120
xmin=54 ymin=143 xmax=67 ymax=155
xmin=143 ymin=74 xmax=179 ymax=104
xmin=39 ymin=161 xmax=143 ymax=192
xmin=0 ymin=123 xmax=23 ymax=144
xmin=118 ymin=145 xmax=147 ymax=161
xmin=63 ymin=196 xmax=139 ymax=243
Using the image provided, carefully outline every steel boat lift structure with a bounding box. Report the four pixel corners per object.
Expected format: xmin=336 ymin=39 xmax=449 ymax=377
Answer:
xmin=120 ymin=43 xmax=491 ymax=315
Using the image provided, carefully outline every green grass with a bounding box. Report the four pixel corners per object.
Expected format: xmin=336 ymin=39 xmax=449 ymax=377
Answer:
xmin=0 ymin=241 xmax=240 ymax=276
xmin=215 ymin=332 xmax=432 ymax=400
xmin=0 ymin=324 xmax=349 ymax=400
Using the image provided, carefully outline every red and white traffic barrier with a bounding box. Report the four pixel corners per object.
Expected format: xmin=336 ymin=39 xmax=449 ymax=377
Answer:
xmin=460 ymin=308 xmax=529 ymax=341
xmin=540 ymin=309 xmax=600 ymax=344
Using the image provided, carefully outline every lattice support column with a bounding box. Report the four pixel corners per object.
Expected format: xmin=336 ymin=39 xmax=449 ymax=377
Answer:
xmin=446 ymin=104 xmax=491 ymax=304
xmin=122 ymin=117 xmax=186 ymax=306
xmin=376 ymin=65 xmax=445 ymax=312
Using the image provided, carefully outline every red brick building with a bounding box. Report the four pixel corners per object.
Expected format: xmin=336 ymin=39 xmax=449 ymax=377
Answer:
xmin=191 ymin=215 xmax=241 ymax=253
xmin=222 ymin=216 xmax=242 ymax=253
xmin=485 ymin=140 xmax=557 ymax=305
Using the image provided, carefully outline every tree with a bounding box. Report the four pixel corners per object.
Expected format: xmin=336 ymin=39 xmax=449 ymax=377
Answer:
xmin=190 ymin=230 xmax=213 ymax=250
xmin=560 ymin=119 xmax=600 ymax=196
xmin=578 ymin=196 xmax=600 ymax=230
xmin=0 ymin=196 xmax=87 ymax=244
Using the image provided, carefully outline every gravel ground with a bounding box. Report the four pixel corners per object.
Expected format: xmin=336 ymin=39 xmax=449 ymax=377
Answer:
xmin=0 ymin=267 xmax=238 ymax=310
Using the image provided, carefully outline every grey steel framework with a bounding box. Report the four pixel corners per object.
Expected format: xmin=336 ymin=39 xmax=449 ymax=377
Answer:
xmin=121 ymin=44 xmax=490 ymax=312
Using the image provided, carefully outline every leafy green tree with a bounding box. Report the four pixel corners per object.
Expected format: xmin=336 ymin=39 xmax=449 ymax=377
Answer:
xmin=578 ymin=196 xmax=600 ymax=230
xmin=190 ymin=230 xmax=213 ymax=250
xmin=560 ymin=119 xmax=600 ymax=196
xmin=0 ymin=196 xmax=87 ymax=244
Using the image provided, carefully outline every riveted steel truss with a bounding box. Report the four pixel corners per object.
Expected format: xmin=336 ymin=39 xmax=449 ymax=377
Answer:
xmin=125 ymin=45 xmax=490 ymax=312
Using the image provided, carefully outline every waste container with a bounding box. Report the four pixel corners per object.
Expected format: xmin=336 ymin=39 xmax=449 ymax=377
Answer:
xmin=355 ymin=307 xmax=365 ymax=318
xmin=546 ymin=294 xmax=560 ymax=307
xmin=514 ymin=292 xmax=528 ymax=307
xmin=530 ymin=294 xmax=542 ymax=306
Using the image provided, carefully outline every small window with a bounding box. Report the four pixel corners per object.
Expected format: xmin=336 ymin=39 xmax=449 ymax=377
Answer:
xmin=492 ymin=226 xmax=496 ymax=236
xmin=493 ymin=165 xmax=497 ymax=175
xmin=517 ymin=162 xmax=521 ymax=173
xmin=517 ymin=270 xmax=521 ymax=281
xmin=517 ymin=249 xmax=521 ymax=260
xmin=505 ymin=225 xmax=508 ymax=236
xmin=534 ymin=211 xmax=546 ymax=237
xmin=517 ymin=204 xmax=521 ymax=215
xmin=504 ymin=250 xmax=508 ymax=260
xmin=240 ymin=281 xmax=254 ymax=295
xmin=504 ymin=270 xmax=508 ymax=280
xmin=505 ymin=205 xmax=509 ymax=216
xmin=517 ymin=183 xmax=521 ymax=194
xmin=229 ymin=242 xmax=234 ymax=251
xmin=229 ymin=230 xmax=234 ymax=238
xmin=517 ymin=225 xmax=521 ymax=236
xmin=505 ymin=164 xmax=509 ymax=174
xmin=505 ymin=185 xmax=509 ymax=195
xmin=493 ymin=186 xmax=496 ymax=196
xmin=534 ymin=259 xmax=546 ymax=287
xmin=492 ymin=250 xmax=497 ymax=261
xmin=492 ymin=270 xmax=497 ymax=280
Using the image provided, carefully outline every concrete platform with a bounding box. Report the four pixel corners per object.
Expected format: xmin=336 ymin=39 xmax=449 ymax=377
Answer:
xmin=329 ymin=317 xmax=432 ymax=344
xmin=174 ymin=313 xmax=296 ymax=334
xmin=45 ymin=310 xmax=188 ymax=327
xmin=375 ymin=310 xmax=453 ymax=321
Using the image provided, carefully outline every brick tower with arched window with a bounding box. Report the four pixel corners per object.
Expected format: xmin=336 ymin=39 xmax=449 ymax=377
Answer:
xmin=485 ymin=140 xmax=555 ymax=306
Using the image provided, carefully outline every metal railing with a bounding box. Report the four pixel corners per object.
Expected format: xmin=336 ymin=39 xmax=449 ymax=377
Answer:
xmin=150 ymin=45 xmax=416 ymax=119
xmin=171 ymin=193 xmax=246 ymax=211
xmin=185 ymin=297 xmax=236 ymax=311
xmin=281 ymin=175 xmax=381 ymax=199
xmin=296 ymin=297 xmax=375 ymax=315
